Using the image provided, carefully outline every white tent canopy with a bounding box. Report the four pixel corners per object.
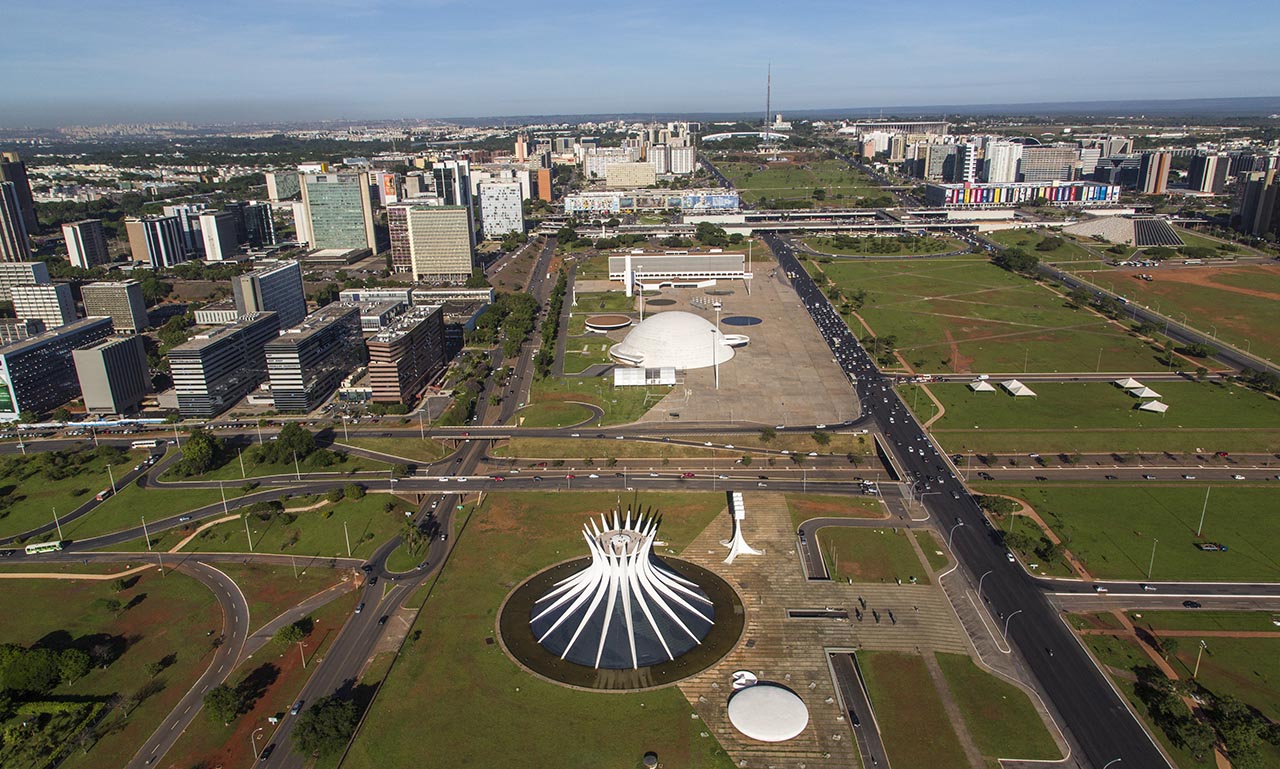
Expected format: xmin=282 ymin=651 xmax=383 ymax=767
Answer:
xmin=969 ymin=380 xmax=997 ymax=392
xmin=1130 ymin=386 xmax=1162 ymax=399
xmin=1114 ymin=377 xmax=1144 ymax=389
xmin=1001 ymin=379 xmax=1037 ymax=397
xmin=1138 ymin=400 xmax=1170 ymax=413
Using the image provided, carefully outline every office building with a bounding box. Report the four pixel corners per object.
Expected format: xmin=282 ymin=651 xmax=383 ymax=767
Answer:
xmin=836 ymin=120 xmax=949 ymax=136
xmin=388 ymin=204 xmax=473 ymax=283
xmin=242 ymin=203 xmax=275 ymax=247
xmin=514 ymin=134 xmax=528 ymax=162
xmin=162 ymin=203 xmax=208 ymax=253
xmin=288 ymin=201 xmax=312 ymax=246
xmin=430 ymin=160 xmax=472 ymax=208
xmin=1018 ymin=145 xmax=1079 ymax=183
xmin=1138 ymin=152 xmax=1172 ymax=195
xmin=0 ymin=261 xmax=50 ymax=301
xmin=563 ymin=190 xmax=740 ymax=216
xmin=73 ymin=336 xmax=150 ymax=414
xmin=265 ymin=302 xmax=365 ymax=412
xmin=669 ymin=146 xmax=696 ymax=175
xmin=265 ymin=171 xmax=301 ymax=201
xmin=358 ymin=300 xmax=407 ymax=331
xmin=0 ymin=152 xmax=38 ymax=234
xmin=12 ymin=284 xmax=77 ymax=328
xmin=1188 ymin=154 xmax=1229 ymax=194
xmin=925 ymin=181 xmax=1121 ymax=208
xmin=300 ymin=172 xmax=378 ymax=251
xmin=404 ymin=172 xmax=431 ymax=199
xmin=125 ymin=215 xmax=189 ymax=268
xmin=366 ymin=305 xmax=445 ymax=404
xmin=0 ymin=316 xmax=114 ymax=420
xmin=0 ymin=318 xmax=44 ymax=345
xmin=534 ymin=167 xmax=554 ymax=202
xmin=1234 ymin=170 xmax=1280 ymax=238
xmin=478 ymin=182 xmax=524 ymax=239
xmin=0 ymin=182 xmax=32 ymax=262
xmin=584 ymin=147 xmax=637 ymax=179
xmin=232 ymin=260 xmax=306 ymax=330
xmin=919 ymin=143 xmax=957 ymax=182
xmin=168 ymin=312 xmax=280 ymax=418
xmin=81 ymin=281 xmax=149 ymax=333
xmin=193 ymin=298 xmax=240 ymax=325
xmin=200 ymin=210 xmax=241 ymax=261
xmin=62 ymin=219 xmax=110 ymax=269
xmin=954 ymin=144 xmax=979 ymax=184
xmin=983 ymin=142 xmax=1023 ymax=184
xmin=605 ymin=162 xmax=657 ymax=189
xmin=650 ymin=144 xmax=669 ymax=175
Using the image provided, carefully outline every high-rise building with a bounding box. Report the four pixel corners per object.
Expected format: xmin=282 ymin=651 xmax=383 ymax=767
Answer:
xmin=478 ymin=182 xmax=524 ymax=240
xmin=0 ymin=316 xmax=114 ymax=420
xmin=62 ymin=219 xmax=110 ymax=269
xmin=430 ymin=160 xmax=472 ymax=208
xmin=0 ymin=261 xmax=49 ymax=302
xmin=125 ymin=215 xmax=189 ymax=268
xmin=162 ymin=203 xmax=208 ymax=253
xmin=605 ymin=163 xmax=656 ymax=189
xmin=12 ymin=284 xmax=77 ymax=328
xmin=534 ymin=167 xmax=554 ymax=202
xmin=1018 ymin=146 xmax=1080 ymax=183
xmin=0 ymin=152 xmax=38 ymax=234
xmin=265 ymin=302 xmax=365 ymax=412
xmin=199 ymin=210 xmax=241 ymax=261
xmin=1138 ymin=152 xmax=1172 ymax=195
xmin=954 ymin=143 xmax=980 ymax=184
xmin=1234 ymin=170 xmax=1280 ymax=238
xmin=514 ymin=134 xmax=528 ymax=163
xmin=0 ymin=182 xmax=32 ymax=262
xmin=168 ymin=312 xmax=280 ymax=418
xmin=366 ymin=305 xmax=445 ymax=404
xmin=388 ymin=205 xmax=473 ymax=283
xmin=72 ymin=336 xmax=150 ymax=414
xmin=289 ymin=201 xmax=311 ymax=246
xmin=983 ymin=142 xmax=1023 ymax=184
xmin=0 ymin=318 xmax=45 ymax=345
xmin=264 ymin=171 xmax=301 ymax=201
xmin=650 ymin=145 xmax=670 ymax=175
xmin=232 ymin=260 xmax=306 ymax=329
xmin=81 ymin=281 xmax=149 ymax=333
xmin=669 ymin=146 xmax=696 ymax=175
xmin=922 ymin=144 xmax=957 ymax=182
xmin=299 ymin=172 xmax=378 ymax=251
xmin=1188 ymin=154 xmax=1230 ymax=194
xmin=243 ymin=203 xmax=276 ymax=247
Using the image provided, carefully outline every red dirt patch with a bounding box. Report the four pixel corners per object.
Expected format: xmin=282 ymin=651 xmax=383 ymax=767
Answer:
xmin=1116 ymin=265 xmax=1280 ymax=302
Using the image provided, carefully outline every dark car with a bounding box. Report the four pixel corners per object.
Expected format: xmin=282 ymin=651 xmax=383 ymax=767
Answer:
xmin=378 ymin=615 xmax=389 ymax=625
xmin=259 ymin=744 xmax=275 ymax=762
xmin=1182 ymin=600 xmax=1202 ymax=608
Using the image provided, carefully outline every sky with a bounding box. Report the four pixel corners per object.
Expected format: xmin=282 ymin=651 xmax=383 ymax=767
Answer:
xmin=3 ymin=0 xmax=1279 ymax=126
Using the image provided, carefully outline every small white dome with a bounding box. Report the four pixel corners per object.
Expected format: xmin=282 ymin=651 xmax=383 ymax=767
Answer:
xmin=727 ymin=683 xmax=809 ymax=742
xmin=610 ymin=311 xmax=740 ymax=370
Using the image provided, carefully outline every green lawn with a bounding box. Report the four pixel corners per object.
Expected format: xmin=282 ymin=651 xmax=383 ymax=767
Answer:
xmin=209 ymin=561 xmax=348 ymax=633
xmin=0 ymin=570 xmax=220 ymax=769
xmin=63 ymin=483 xmax=253 ymax=542
xmin=914 ymin=529 xmax=949 ymax=571
xmin=1169 ymin=638 xmax=1280 ymax=721
xmin=511 ymin=400 xmax=597 ymax=428
xmin=811 ymin=256 xmax=1163 ymax=373
xmin=716 ymin=158 xmax=886 ymax=207
xmin=0 ymin=448 xmax=146 ymax=539
xmin=163 ymin=448 xmax=387 ymax=483
xmin=987 ymin=228 xmax=1098 ymax=262
xmin=911 ymin=380 xmax=1280 ymax=454
xmin=804 ymin=234 xmax=965 ymax=256
xmin=181 ymin=493 xmax=413 ymax=560
xmin=339 ymin=436 xmax=452 ymax=463
xmin=935 ymin=652 xmax=1060 ymax=761
xmin=492 ymin=437 xmax=738 ymax=460
xmin=528 ymin=376 xmax=670 ymax=425
xmin=975 ymin=484 xmax=1280 ymax=581
xmin=573 ymin=253 xmax=612 ymax=279
xmin=341 ymin=491 xmax=735 ymax=769
xmin=561 ymin=339 xmax=614 ymax=374
xmin=785 ymin=493 xmax=884 ymax=530
xmin=817 ymin=526 xmax=929 ymax=584
xmin=1128 ymin=610 xmax=1280 ymax=634
xmin=859 ymin=651 xmax=969 ymax=769
xmin=572 ymin=290 xmax=634 ymax=313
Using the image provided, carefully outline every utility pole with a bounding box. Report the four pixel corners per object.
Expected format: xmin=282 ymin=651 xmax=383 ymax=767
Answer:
xmin=293 ymin=451 xmax=301 ymax=482
xmin=418 ymin=410 xmax=425 ymax=440
xmin=1193 ymin=640 xmax=1207 ymax=678
xmin=173 ymin=425 xmax=181 ymax=448
xmin=344 ymin=521 xmax=351 ymax=557
xmin=238 ymin=449 xmax=246 ymax=479
xmin=1147 ymin=538 xmax=1158 ymax=579
xmin=219 ymin=481 xmax=229 ymax=515
xmin=244 ymin=514 xmax=254 ymax=552
xmin=52 ymin=507 xmax=64 ymax=540
xmin=142 ymin=516 xmax=151 ymax=551
xmin=107 ymin=464 xmax=117 ymax=494
xmin=1196 ymin=487 xmax=1211 ymax=537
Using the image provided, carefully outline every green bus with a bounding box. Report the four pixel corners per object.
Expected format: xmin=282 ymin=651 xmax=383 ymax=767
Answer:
xmin=24 ymin=541 xmax=64 ymax=555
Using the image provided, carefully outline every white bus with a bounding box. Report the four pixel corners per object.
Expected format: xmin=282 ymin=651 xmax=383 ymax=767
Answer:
xmin=130 ymin=439 xmax=160 ymax=449
xmin=24 ymin=541 xmax=64 ymax=555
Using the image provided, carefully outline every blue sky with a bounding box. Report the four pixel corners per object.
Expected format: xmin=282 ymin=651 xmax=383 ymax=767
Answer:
xmin=4 ymin=0 xmax=1278 ymax=126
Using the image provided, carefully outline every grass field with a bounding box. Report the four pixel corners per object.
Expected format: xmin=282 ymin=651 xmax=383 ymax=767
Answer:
xmin=341 ymin=491 xmax=735 ymax=769
xmin=976 ymin=484 xmax=1280 ymax=581
xmin=1100 ymin=263 xmax=1280 ymax=364
xmin=573 ymin=290 xmax=634 ymax=313
xmin=528 ymin=375 xmax=669 ymax=425
xmin=339 ymin=436 xmax=452 ymax=463
xmin=0 ymin=571 xmax=220 ymax=769
xmin=811 ymin=256 xmax=1163 ymax=373
xmin=715 ymin=158 xmax=886 ymax=207
xmin=181 ymin=493 xmax=413 ymax=560
xmin=987 ymin=228 xmax=1098 ymax=262
xmin=1128 ymin=610 xmax=1280 ymax=633
xmin=909 ymin=380 xmax=1280 ymax=454
xmin=818 ymin=527 xmax=929 ymax=584
xmin=0 ymin=449 xmax=146 ymax=539
xmin=210 ymin=562 xmax=348 ymax=633
xmin=913 ymin=529 xmax=949 ymax=571
xmin=164 ymin=448 xmax=386 ymax=483
xmin=686 ymin=430 xmax=875 ymax=457
xmin=561 ymin=339 xmax=614 ymax=374
xmin=63 ymin=483 xmax=253 ymax=542
xmin=803 ymin=234 xmax=965 ymax=256
xmin=785 ymin=493 xmax=884 ymax=529
xmin=859 ymin=651 xmax=969 ymax=769
xmin=511 ymin=401 xmax=596 ymax=428
xmin=493 ymin=437 xmax=739 ymax=460
xmin=935 ymin=652 xmax=1060 ymax=761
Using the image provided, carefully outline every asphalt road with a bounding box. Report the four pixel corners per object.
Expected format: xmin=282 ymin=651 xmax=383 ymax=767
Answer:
xmin=829 ymin=653 xmax=889 ymax=768
xmin=765 ymin=232 xmax=1174 ymax=769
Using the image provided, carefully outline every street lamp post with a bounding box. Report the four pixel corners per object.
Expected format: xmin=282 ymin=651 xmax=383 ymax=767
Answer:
xmin=1193 ymin=640 xmax=1208 ymax=678
xmin=977 ymin=570 xmax=993 ymax=602
xmin=298 ymin=640 xmax=308 ymax=668
xmin=1196 ymin=486 xmax=1211 ymax=537
xmin=107 ymin=464 xmax=116 ymax=494
xmin=141 ymin=516 xmax=150 ymax=551
xmin=1002 ymin=609 xmax=1023 ymax=639
xmin=1102 ymin=760 xmax=1122 ymax=769
xmin=1147 ymin=538 xmax=1159 ymax=579
xmin=251 ymin=727 xmax=265 ymax=759
xmin=947 ymin=520 xmax=965 ymax=549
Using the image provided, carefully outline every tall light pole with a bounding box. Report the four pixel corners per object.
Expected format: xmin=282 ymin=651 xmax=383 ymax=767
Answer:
xmin=106 ymin=464 xmax=117 ymax=494
xmin=52 ymin=507 xmax=64 ymax=541
xmin=1193 ymin=640 xmax=1208 ymax=678
xmin=1147 ymin=538 xmax=1159 ymax=579
xmin=298 ymin=640 xmax=308 ymax=668
xmin=1002 ymin=609 xmax=1023 ymax=639
xmin=251 ymin=727 xmax=265 ymax=759
xmin=977 ymin=570 xmax=992 ymax=602
xmin=947 ymin=519 xmax=965 ymax=548
xmin=1197 ymin=487 xmax=1211 ymax=537
xmin=293 ymin=451 xmax=301 ymax=482
xmin=1102 ymin=760 xmax=1122 ymax=769
xmin=141 ymin=516 xmax=150 ymax=551
xmin=711 ymin=329 xmax=719 ymax=390
xmin=244 ymin=514 xmax=254 ymax=552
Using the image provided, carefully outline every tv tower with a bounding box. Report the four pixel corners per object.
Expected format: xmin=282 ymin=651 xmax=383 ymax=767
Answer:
xmin=763 ymin=62 xmax=775 ymax=160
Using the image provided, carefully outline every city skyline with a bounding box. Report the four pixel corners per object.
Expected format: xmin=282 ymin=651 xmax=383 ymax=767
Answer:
xmin=3 ymin=0 xmax=1279 ymax=126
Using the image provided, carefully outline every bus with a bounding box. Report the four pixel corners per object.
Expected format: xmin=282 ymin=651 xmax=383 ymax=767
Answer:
xmin=24 ymin=541 xmax=64 ymax=555
xmin=130 ymin=439 xmax=160 ymax=449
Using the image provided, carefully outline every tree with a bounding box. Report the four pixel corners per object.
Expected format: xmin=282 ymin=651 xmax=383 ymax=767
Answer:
xmin=391 ymin=463 xmax=410 ymax=479
xmin=52 ymin=407 xmax=72 ymax=422
xmin=58 ymin=649 xmax=91 ymax=683
xmin=203 ymin=684 xmax=241 ymax=724
xmin=1035 ymin=236 xmax=1064 ymax=252
xmin=313 ymin=283 xmax=340 ymax=307
xmin=273 ymin=622 xmax=307 ymax=647
xmin=326 ymin=487 xmax=345 ymax=504
xmin=291 ymin=695 xmax=359 ymax=758
xmin=759 ymin=427 xmax=776 ymax=443
xmin=810 ymin=431 xmax=831 ymax=447
xmin=344 ymin=483 xmax=366 ymax=500
xmin=180 ymin=428 xmax=222 ymax=475
xmin=993 ymin=247 xmax=1039 ymax=274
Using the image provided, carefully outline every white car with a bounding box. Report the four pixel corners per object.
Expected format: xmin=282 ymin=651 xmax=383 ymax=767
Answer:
xmin=587 ymin=474 xmax=599 ymax=479
xmin=1231 ymin=474 xmax=1246 ymax=480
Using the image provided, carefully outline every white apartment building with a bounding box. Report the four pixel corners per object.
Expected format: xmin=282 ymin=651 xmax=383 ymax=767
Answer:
xmin=983 ymin=142 xmax=1023 ymax=184
xmin=12 ymin=283 xmax=77 ymax=328
xmin=478 ymin=182 xmax=524 ymax=239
